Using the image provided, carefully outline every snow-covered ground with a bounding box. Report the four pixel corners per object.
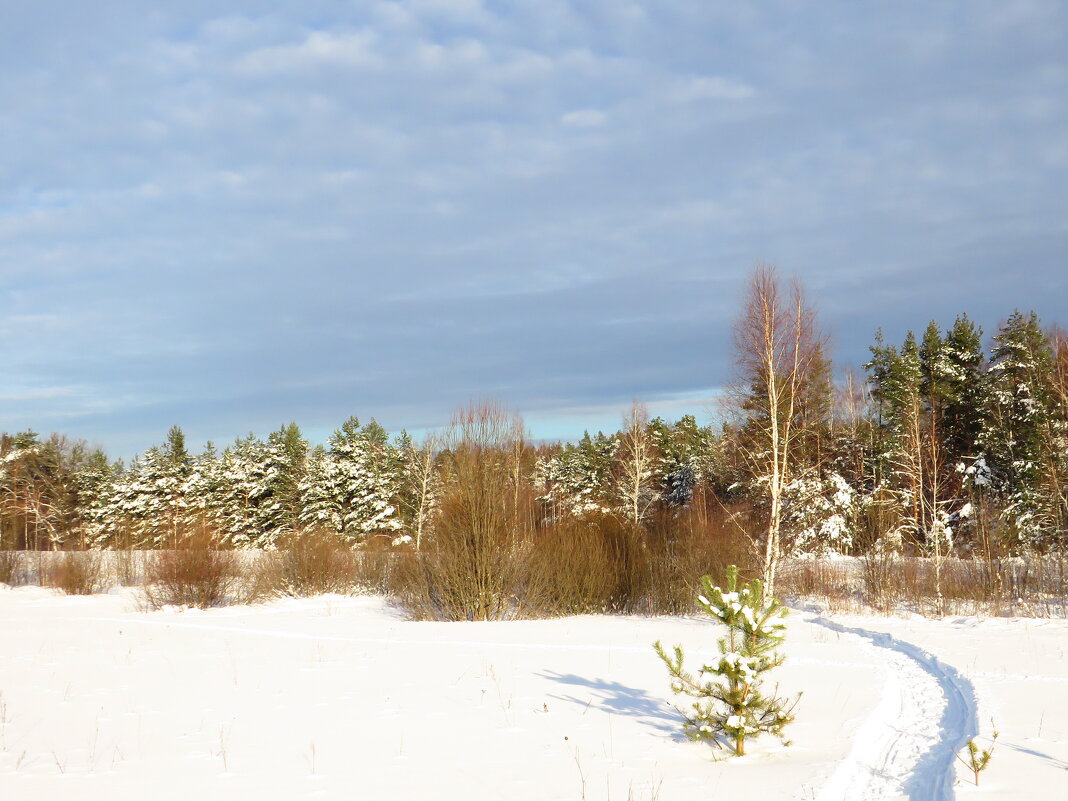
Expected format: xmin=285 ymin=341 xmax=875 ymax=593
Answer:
xmin=1 ymin=586 xmax=1065 ymax=800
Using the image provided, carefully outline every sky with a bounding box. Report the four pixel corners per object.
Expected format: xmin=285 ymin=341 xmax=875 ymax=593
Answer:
xmin=2 ymin=1 xmax=1066 ymax=459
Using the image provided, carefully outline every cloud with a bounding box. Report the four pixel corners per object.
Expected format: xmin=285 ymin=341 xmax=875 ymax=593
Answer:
xmin=235 ymin=29 xmax=382 ymax=74
xmin=0 ymin=387 xmax=77 ymax=402
xmin=561 ymin=109 xmax=606 ymax=127
xmin=1 ymin=1 xmax=1066 ymax=458
xmin=669 ymin=75 xmax=755 ymax=102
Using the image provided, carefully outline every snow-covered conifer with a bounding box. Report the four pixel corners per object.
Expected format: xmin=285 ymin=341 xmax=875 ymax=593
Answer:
xmin=297 ymin=417 xmax=401 ymax=542
xmin=534 ymin=431 xmax=615 ymax=519
xmin=981 ymin=310 xmax=1057 ymax=544
xmin=655 ymin=565 xmax=798 ymax=756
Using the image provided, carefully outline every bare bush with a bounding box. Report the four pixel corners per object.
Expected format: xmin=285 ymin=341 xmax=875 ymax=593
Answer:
xmin=111 ymin=549 xmax=144 ymax=586
xmin=0 ymin=550 xmax=27 ymax=586
xmin=778 ymin=558 xmax=857 ymax=614
xmin=522 ymin=497 xmax=756 ymax=617
xmin=524 ymin=517 xmax=624 ymax=616
xmin=352 ymin=535 xmax=400 ymax=594
xmin=644 ymin=499 xmax=759 ymax=614
xmin=273 ymin=529 xmax=357 ymax=597
xmin=43 ymin=551 xmax=109 ymax=595
xmin=142 ymin=528 xmax=244 ymax=609
xmin=860 ymin=547 xmax=906 ymax=614
xmin=395 ymin=403 xmax=533 ymax=620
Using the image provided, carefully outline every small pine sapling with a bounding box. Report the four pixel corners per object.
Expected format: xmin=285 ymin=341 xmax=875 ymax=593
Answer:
xmin=956 ymin=725 xmax=998 ymax=786
xmin=654 ymin=565 xmax=799 ymax=756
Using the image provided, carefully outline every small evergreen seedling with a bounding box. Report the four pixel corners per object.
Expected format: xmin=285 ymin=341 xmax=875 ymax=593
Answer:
xmin=956 ymin=726 xmax=998 ymax=786
xmin=654 ymin=565 xmax=799 ymax=756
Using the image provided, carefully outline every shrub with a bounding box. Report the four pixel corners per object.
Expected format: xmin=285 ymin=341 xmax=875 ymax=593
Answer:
xmin=524 ymin=518 xmax=621 ymax=616
xmin=113 ymin=549 xmax=144 ymax=587
xmin=43 ymin=551 xmax=109 ymax=595
xmin=0 ymin=550 xmax=27 ymax=586
xmin=643 ymin=500 xmax=758 ymax=615
xmin=352 ymin=535 xmax=400 ymax=594
xmin=273 ymin=529 xmax=357 ymax=597
xmin=777 ymin=558 xmax=857 ymax=614
xmin=142 ymin=527 xmax=243 ymax=609
xmin=395 ymin=403 xmax=533 ymax=620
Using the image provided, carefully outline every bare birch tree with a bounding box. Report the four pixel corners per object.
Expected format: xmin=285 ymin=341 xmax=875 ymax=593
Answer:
xmin=731 ymin=265 xmax=826 ymax=596
xmin=614 ymin=402 xmax=658 ymax=524
xmin=397 ymin=433 xmax=439 ymax=551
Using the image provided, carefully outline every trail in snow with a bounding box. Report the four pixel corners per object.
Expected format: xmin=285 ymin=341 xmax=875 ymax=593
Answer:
xmin=805 ymin=615 xmax=978 ymax=801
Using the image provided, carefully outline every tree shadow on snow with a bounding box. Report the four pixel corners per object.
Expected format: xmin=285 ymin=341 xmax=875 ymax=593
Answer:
xmin=1001 ymin=740 xmax=1068 ymax=771
xmin=537 ymin=670 xmax=687 ymax=740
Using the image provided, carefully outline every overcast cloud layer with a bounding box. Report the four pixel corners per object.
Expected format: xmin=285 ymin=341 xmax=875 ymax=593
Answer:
xmin=2 ymin=1 xmax=1067 ymax=457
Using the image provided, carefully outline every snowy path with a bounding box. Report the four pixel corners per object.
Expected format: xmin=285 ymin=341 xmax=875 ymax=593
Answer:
xmin=805 ymin=615 xmax=979 ymax=801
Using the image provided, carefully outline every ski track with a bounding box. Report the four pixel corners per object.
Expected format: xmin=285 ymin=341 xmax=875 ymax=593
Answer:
xmin=806 ymin=615 xmax=979 ymax=801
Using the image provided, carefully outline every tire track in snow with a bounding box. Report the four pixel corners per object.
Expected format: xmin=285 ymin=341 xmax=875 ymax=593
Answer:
xmin=805 ymin=615 xmax=978 ymax=801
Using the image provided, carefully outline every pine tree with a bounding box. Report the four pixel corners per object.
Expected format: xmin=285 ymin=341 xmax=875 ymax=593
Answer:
xmin=654 ymin=565 xmax=798 ymax=756
xmin=298 ymin=445 xmax=338 ymax=531
xmin=940 ymin=315 xmax=986 ymax=464
xmin=982 ymin=310 xmax=1057 ymax=544
xmin=181 ymin=442 xmax=223 ymax=534
xmin=109 ymin=446 xmax=186 ymax=548
xmin=73 ymin=450 xmax=119 ymax=548
xmin=781 ymin=469 xmax=858 ymax=554
xmin=534 ymin=431 xmax=615 ymax=519
xmin=650 ymin=415 xmax=716 ymax=509
xmin=883 ymin=331 xmax=925 ymax=544
xmin=269 ymin=423 xmax=309 ymax=535
xmin=215 ymin=434 xmax=274 ymax=548
xmin=297 ymin=417 xmax=401 ymax=542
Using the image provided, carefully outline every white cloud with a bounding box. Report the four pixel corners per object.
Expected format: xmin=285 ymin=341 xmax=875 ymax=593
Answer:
xmin=0 ymin=386 xmax=77 ymax=402
xmin=410 ymin=0 xmax=489 ymax=23
xmin=236 ymin=29 xmax=382 ymax=74
xmin=414 ymin=38 xmax=488 ymax=69
xmin=561 ymin=109 xmax=606 ymax=128
xmin=670 ymin=75 xmax=755 ymax=102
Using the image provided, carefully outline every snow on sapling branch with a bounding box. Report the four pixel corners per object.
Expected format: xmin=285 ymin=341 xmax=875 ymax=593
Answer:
xmin=654 ymin=565 xmax=799 ymax=756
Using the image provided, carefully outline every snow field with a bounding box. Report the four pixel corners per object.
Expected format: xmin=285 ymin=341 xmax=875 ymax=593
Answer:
xmin=0 ymin=587 xmax=1066 ymax=800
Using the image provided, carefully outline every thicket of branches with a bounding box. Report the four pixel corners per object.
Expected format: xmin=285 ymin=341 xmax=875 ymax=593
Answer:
xmin=3 ymin=270 xmax=1067 ymax=618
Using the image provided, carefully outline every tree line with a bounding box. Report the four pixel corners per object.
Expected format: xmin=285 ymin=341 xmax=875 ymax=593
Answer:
xmin=3 ymin=269 xmax=1067 ymax=595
